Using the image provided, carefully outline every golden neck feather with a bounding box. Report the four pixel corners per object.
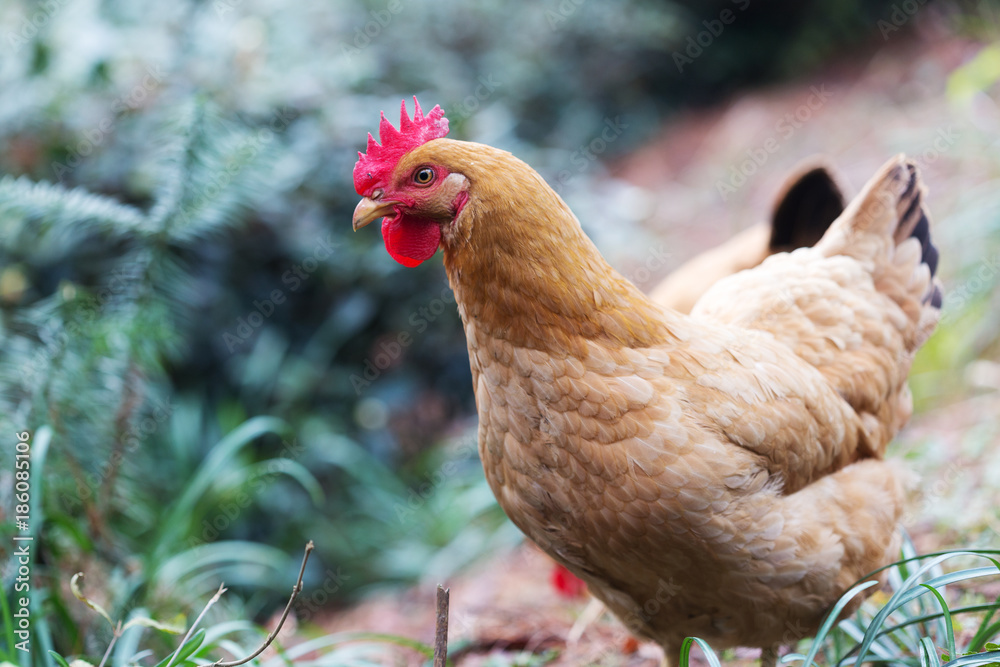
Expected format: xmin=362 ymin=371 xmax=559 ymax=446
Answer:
xmin=426 ymin=140 xmax=675 ymax=354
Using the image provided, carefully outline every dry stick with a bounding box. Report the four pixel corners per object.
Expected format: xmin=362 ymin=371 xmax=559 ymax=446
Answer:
xmin=212 ymin=541 xmax=315 ymax=667
xmin=165 ymin=583 xmax=228 ymax=667
xmin=97 ymin=621 xmax=123 ymax=667
xmin=434 ymin=585 xmax=450 ymax=667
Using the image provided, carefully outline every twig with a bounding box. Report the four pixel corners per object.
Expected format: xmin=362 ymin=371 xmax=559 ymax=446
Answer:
xmin=165 ymin=582 xmax=228 ymax=667
xmin=434 ymin=584 xmax=450 ymax=667
xmin=212 ymin=540 xmax=314 ymax=667
xmin=98 ymin=621 xmax=123 ymax=667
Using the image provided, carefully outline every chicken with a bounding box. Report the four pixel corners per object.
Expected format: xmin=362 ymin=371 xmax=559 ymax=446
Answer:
xmin=651 ymin=161 xmax=845 ymax=313
xmin=352 ymin=99 xmax=942 ymax=664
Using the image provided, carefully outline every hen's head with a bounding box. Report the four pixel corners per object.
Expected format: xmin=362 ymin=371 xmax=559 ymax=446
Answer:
xmin=352 ymin=97 xmax=469 ymax=267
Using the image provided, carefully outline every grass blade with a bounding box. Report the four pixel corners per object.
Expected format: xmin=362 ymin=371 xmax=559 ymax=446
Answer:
xmin=678 ymin=637 xmax=723 ymax=667
xmin=943 ymin=650 xmax=1000 ymax=667
xmin=154 ymin=416 xmax=290 ymax=561
xmin=240 ymin=458 xmax=325 ymax=506
xmin=920 ymin=636 xmax=942 ymax=667
xmin=1 ymin=586 xmax=15 ymax=659
xmin=968 ymin=596 xmax=1000 ymax=652
xmin=786 ymin=580 xmax=879 ymax=667
xmin=854 ymin=555 xmax=1000 ymax=667
xmin=153 ymin=628 xmax=206 ymax=667
xmin=920 ymin=584 xmax=956 ymax=661
xmin=46 ymin=652 xmax=71 ymax=667
xmin=155 ymin=541 xmax=290 ymax=591
xmin=880 ymin=604 xmax=1000 ymax=639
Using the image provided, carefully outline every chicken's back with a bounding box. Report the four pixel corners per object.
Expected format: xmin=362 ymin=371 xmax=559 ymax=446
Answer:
xmin=692 ymin=157 xmax=940 ymax=456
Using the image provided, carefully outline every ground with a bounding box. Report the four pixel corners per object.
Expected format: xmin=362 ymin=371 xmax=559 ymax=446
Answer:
xmin=309 ymin=26 xmax=1000 ymax=667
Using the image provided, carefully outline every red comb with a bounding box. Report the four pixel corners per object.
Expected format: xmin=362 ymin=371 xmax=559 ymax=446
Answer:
xmin=354 ymin=97 xmax=449 ymax=195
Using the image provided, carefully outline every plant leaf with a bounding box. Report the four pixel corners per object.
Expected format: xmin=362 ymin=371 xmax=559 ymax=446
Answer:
xmin=678 ymin=637 xmax=722 ymax=667
xmin=122 ymin=615 xmax=185 ymax=634
xmin=69 ymin=573 xmax=113 ymax=627
xmin=153 ymin=628 xmax=206 ymax=667
xmin=920 ymin=583 xmax=956 ymax=661
xmin=944 ymin=650 xmax=1000 ymax=667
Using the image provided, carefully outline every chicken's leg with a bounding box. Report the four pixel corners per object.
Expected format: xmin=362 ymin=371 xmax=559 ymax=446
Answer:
xmin=566 ymin=596 xmax=605 ymax=645
xmin=661 ymin=642 xmax=678 ymax=667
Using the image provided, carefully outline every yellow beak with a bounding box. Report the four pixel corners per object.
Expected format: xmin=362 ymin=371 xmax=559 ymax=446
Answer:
xmin=353 ymin=197 xmax=399 ymax=231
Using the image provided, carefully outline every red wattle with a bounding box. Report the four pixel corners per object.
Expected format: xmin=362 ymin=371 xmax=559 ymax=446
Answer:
xmin=381 ymin=215 xmax=441 ymax=267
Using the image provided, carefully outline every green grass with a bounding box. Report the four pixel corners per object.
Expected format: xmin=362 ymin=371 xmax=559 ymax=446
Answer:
xmin=45 ymin=618 xmax=443 ymax=666
xmin=677 ymin=547 xmax=1000 ymax=667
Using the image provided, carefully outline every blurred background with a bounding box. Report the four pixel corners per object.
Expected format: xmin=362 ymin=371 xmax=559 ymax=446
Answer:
xmin=1 ymin=0 xmax=999 ymax=664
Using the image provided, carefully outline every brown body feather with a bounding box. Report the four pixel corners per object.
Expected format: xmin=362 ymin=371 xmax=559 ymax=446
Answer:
xmin=388 ymin=139 xmax=940 ymax=660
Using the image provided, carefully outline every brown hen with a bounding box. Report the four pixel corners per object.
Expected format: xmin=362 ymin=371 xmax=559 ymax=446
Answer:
xmin=351 ymin=100 xmax=941 ymax=664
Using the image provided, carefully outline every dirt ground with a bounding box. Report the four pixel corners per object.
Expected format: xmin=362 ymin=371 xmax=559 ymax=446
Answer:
xmin=310 ymin=25 xmax=1000 ymax=667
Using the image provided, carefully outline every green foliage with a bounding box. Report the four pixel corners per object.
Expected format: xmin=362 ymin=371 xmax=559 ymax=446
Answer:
xmin=796 ymin=550 xmax=1000 ymax=667
xmin=668 ymin=548 xmax=1000 ymax=667
xmin=942 ymin=644 xmax=1000 ymax=667
xmin=0 ymin=100 xmax=311 ymax=663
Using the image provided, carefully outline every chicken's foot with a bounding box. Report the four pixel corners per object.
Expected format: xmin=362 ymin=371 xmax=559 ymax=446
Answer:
xmin=761 ymin=644 xmax=780 ymax=667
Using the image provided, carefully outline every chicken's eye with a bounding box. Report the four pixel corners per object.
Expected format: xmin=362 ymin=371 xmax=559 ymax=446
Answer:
xmin=413 ymin=167 xmax=435 ymax=186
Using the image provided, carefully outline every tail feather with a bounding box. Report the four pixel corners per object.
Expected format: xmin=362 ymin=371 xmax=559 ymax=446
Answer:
xmin=892 ymin=161 xmax=941 ymax=307
xmin=818 ymin=155 xmax=942 ymax=346
xmin=652 ymin=161 xmax=846 ymax=315
xmin=769 ymin=162 xmax=845 ymax=252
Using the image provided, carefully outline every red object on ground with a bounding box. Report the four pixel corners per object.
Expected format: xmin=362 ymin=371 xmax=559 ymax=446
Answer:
xmin=550 ymin=563 xmax=588 ymax=598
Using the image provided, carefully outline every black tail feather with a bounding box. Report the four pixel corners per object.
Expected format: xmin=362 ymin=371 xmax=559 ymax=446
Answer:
xmin=910 ymin=214 xmax=939 ymax=277
xmin=930 ymin=284 xmax=943 ymax=309
xmin=769 ymin=164 xmax=846 ymax=251
xmin=897 ymin=161 xmax=941 ymax=306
